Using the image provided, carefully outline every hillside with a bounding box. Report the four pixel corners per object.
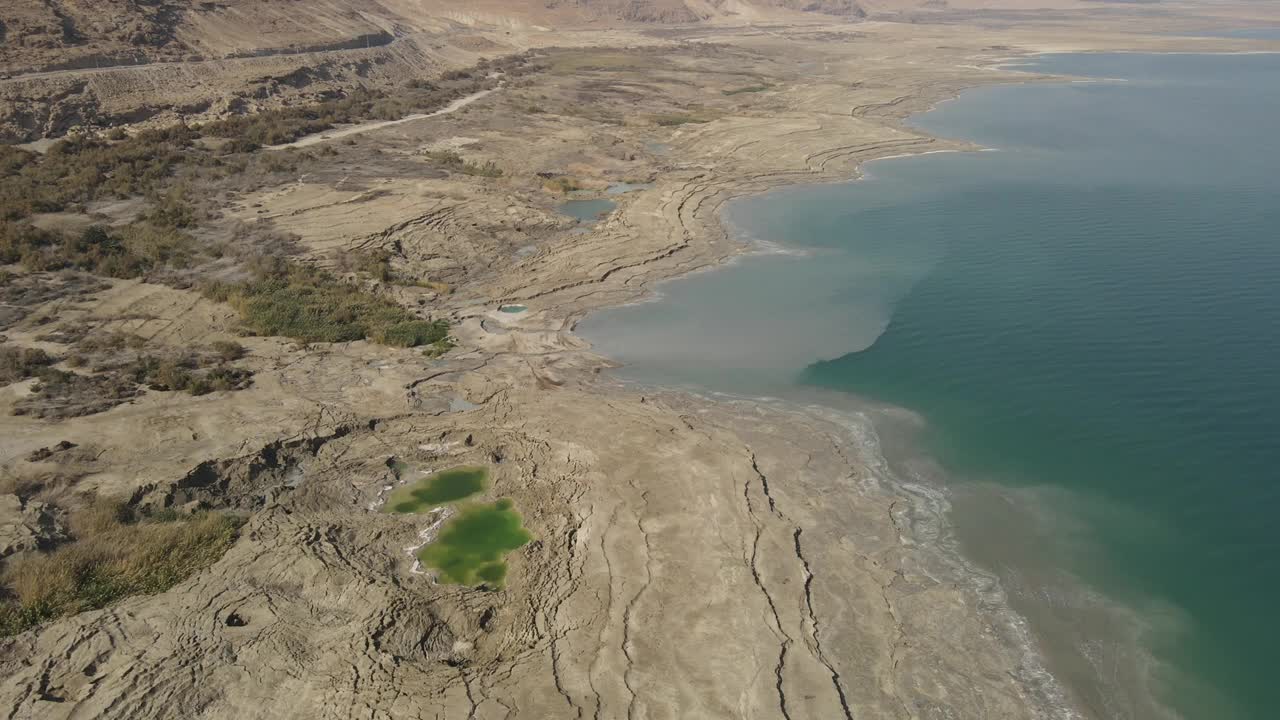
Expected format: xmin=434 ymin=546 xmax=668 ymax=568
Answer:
xmin=2 ymin=0 xmax=860 ymax=76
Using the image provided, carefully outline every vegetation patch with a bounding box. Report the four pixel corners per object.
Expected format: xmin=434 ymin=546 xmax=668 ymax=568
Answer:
xmin=204 ymin=264 xmax=450 ymax=348
xmin=1 ymin=222 xmax=200 ymax=279
xmin=0 ymin=502 xmax=243 ymax=637
xmin=650 ymin=112 xmax=717 ymax=127
xmin=340 ymin=251 xmax=454 ymax=297
xmin=0 ymin=125 xmax=200 ymax=221
xmin=417 ymin=499 xmax=531 ymax=589
xmin=0 ymin=345 xmax=58 ymax=385
xmin=543 ymin=176 xmax=583 ymax=194
xmin=723 ymin=84 xmax=772 ymax=96
xmin=12 ymin=369 xmax=140 ymax=419
xmin=9 ymin=333 xmax=254 ymax=419
xmin=422 ymin=150 xmax=503 ymax=178
xmin=0 ymin=271 xmax=109 ymax=332
xmin=0 ymin=52 xmax=541 ymax=283
xmin=385 ymin=466 xmax=489 ymax=514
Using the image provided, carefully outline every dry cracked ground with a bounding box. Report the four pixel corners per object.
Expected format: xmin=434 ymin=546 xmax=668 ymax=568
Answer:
xmin=2 ymin=9 xmax=1279 ymax=720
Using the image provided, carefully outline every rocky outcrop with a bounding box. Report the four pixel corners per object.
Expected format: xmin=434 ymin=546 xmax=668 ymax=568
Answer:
xmin=778 ymin=0 xmax=868 ymax=16
xmin=0 ymin=78 xmax=100 ymax=143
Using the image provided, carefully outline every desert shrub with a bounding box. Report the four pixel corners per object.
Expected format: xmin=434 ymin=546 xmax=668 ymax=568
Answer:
xmin=123 ymin=352 xmax=252 ymax=396
xmin=1 ymin=223 xmax=196 ymax=279
xmin=421 ymin=336 xmax=455 ymax=359
xmin=209 ymin=340 xmax=245 ymax=361
xmin=352 ymin=250 xmax=394 ymax=282
xmin=0 ymin=504 xmax=242 ymax=637
xmin=198 ymin=366 xmax=253 ymax=394
xmin=370 ymin=319 xmax=450 ymax=348
xmin=544 ymin=176 xmax=582 ymax=194
xmin=115 ymin=223 xmax=196 ymax=268
xmin=10 ymin=335 xmax=252 ymax=418
xmin=210 ymin=263 xmax=449 ymax=347
xmin=0 ymin=345 xmax=58 ymax=385
xmin=15 ymin=368 xmax=141 ymax=419
xmin=0 ymin=222 xmax=58 ymax=265
xmin=0 ymin=126 xmax=199 ymax=221
xmin=140 ymin=357 xmax=194 ymax=392
xmin=423 ymin=150 xmax=502 ymax=177
xmin=72 ymin=331 xmax=147 ymax=353
xmin=145 ymin=188 xmax=198 ymax=228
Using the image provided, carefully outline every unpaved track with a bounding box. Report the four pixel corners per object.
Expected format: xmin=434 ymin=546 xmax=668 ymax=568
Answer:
xmin=271 ymin=86 xmax=503 ymax=150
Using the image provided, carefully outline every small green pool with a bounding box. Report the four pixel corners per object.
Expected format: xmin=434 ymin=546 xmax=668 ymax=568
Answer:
xmin=385 ymin=466 xmax=487 ymax=514
xmin=418 ymin=499 xmax=532 ymax=588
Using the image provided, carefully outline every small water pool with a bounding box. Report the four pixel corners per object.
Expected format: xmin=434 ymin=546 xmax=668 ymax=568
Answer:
xmin=559 ymin=198 xmax=617 ymax=224
xmin=417 ymin=499 xmax=532 ymax=588
xmin=606 ymin=182 xmax=654 ymax=195
xmin=498 ymin=304 xmax=527 ymax=314
xmin=384 ymin=466 xmax=488 ymax=514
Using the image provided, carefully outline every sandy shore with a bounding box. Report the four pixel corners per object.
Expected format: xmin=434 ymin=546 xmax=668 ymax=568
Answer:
xmin=3 ymin=13 xmax=1279 ymax=720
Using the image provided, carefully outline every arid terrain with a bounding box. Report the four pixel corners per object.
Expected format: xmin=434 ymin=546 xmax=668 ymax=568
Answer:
xmin=1 ymin=1 xmax=1278 ymax=718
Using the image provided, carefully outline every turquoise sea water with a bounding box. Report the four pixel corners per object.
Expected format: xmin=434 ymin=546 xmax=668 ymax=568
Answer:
xmin=579 ymin=53 xmax=1280 ymax=718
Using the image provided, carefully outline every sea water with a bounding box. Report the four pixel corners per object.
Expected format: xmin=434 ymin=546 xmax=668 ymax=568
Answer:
xmin=578 ymin=52 xmax=1280 ymax=718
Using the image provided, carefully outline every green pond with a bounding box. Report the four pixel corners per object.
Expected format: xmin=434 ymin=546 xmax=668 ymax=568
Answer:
xmin=418 ymin=499 xmax=532 ymax=588
xmin=385 ymin=466 xmax=487 ymax=513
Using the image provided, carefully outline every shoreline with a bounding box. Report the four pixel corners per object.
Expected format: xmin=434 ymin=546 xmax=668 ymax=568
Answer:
xmin=560 ymin=46 xmax=1247 ymax=719
xmin=587 ymin=376 xmax=1091 ymax=717
xmin=560 ymin=50 xmax=1093 ymax=718
xmin=562 ymin=43 xmax=1280 ymax=718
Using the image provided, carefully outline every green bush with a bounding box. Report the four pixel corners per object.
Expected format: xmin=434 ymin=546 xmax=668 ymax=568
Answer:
xmin=211 ymin=264 xmax=450 ymax=347
xmin=371 ymin=319 xmax=450 ymax=348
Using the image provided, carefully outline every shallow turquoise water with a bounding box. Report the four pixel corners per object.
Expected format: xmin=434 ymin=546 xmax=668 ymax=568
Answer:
xmin=559 ymin=198 xmax=616 ymax=223
xmin=580 ymin=53 xmax=1280 ymax=718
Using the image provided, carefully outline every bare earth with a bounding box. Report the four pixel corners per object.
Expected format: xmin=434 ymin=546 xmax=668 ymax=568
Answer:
xmin=2 ymin=6 xmax=1279 ymax=720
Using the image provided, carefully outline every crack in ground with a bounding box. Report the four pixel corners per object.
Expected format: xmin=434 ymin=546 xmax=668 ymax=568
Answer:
xmin=750 ymin=450 xmax=855 ymax=720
